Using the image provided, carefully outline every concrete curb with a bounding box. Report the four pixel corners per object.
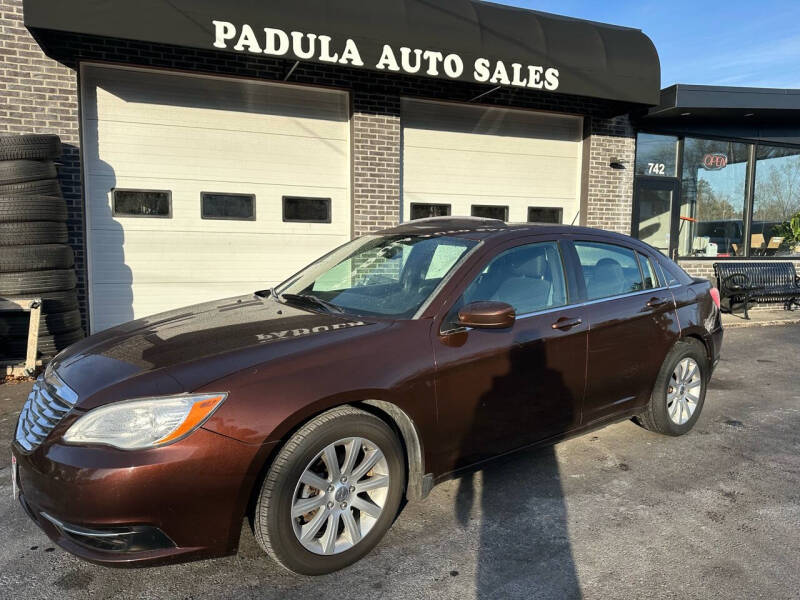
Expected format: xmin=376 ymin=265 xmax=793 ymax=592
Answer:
xmin=722 ymin=316 xmax=800 ymax=329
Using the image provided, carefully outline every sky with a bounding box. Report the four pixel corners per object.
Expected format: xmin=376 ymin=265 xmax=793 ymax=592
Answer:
xmin=498 ymin=0 xmax=800 ymax=89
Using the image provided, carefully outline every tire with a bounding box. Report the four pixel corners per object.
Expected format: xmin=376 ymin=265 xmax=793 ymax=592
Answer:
xmin=0 ymin=244 xmax=74 ymax=272
xmin=0 ymin=135 xmax=61 ymax=161
xmin=1 ymin=327 xmax=84 ymax=359
xmin=0 ymin=160 xmax=57 ymax=185
xmin=254 ymin=406 xmax=405 ymax=575
xmin=17 ymin=289 xmax=79 ymax=314
xmin=635 ymin=339 xmax=708 ymax=436
xmin=0 ymin=222 xmax=68 ymax=245
xmin=0 ymin=197 xmax=67 ymax=223
xmin=0 ymin=179 xmax=62 ymax=197
xmin=0 ymin=309 xmax=82 ymax=337
xmin=0 ymin=269 xmax=76 ymax=295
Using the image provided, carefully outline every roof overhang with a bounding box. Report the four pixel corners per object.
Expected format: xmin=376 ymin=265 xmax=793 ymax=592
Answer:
xmin=646 ymin=84 xmax=800 ymax=120
xmin=23 ymin=0 xmax=661 ymax=105
xmin=638 ymin=84 xmax=800 ymax=144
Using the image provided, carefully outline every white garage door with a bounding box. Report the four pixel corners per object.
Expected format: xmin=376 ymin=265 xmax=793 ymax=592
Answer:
xmin=81 ymin=65 xmax=350 ymax=332
xmin=401 ymin=99 xmax=582 ymax=225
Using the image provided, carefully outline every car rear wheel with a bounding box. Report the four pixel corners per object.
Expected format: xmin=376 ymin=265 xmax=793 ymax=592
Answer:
xmin=253 ymin=406 xmax=405 ymax=575
xmin=635 ymin=339 xmax=708 ymax=436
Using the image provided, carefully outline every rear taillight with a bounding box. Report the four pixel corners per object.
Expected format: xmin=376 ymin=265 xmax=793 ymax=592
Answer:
xmin=710 ymin=287 xmax=721 ymax=309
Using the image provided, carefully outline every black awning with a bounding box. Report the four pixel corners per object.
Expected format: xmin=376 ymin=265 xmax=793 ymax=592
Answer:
xmin=637 ymin=84 xmax=800 ymax=145
xmin=23 ymin=0 xmax=660 ymax=105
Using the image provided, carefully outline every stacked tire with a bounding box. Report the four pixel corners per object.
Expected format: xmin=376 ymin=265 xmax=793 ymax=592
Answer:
xmin=0 ymin=135 xmax=84 ymax=361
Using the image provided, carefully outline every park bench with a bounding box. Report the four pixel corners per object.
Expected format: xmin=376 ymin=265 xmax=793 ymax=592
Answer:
xmin=714 ymin=262 xmax=800 ymax=319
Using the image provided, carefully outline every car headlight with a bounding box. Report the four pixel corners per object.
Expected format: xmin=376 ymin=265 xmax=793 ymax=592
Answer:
xmin=62 ymin=393 xmax=227 ymax=450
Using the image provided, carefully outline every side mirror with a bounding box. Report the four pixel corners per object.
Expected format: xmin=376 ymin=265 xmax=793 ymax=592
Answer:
xmin=457 ymin=301 xmax=516 ymax=329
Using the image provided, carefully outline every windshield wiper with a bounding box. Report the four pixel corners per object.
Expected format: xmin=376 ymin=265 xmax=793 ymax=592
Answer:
xmin=280 ymin=293 xmax=344 ymax=314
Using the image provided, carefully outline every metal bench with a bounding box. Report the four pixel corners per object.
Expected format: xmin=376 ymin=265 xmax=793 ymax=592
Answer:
xmin=714 ymin=262 xmax=800 ymax=319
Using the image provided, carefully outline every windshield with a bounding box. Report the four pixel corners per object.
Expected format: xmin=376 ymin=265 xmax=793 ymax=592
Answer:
xmin=275 ymin=234 xmax=479 ymax=318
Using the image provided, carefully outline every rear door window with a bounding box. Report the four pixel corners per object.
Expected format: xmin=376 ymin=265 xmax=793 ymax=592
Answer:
xmin=574 ymin=242 xmax=644 ymax=300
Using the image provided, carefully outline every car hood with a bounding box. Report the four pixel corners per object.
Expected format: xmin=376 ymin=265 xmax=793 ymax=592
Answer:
xmin=53 ymin=294 xmax=380 ymax=406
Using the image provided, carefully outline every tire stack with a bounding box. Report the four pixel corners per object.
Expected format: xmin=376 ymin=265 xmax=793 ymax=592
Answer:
xmin=0 ymin=135 xmax=85 ymax=361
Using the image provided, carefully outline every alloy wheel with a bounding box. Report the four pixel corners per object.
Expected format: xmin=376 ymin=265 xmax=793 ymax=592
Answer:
xmin=667 ymin=357 xmax=702 ymax=425
xmin=291 ymin=437 xmax=390 ymax=555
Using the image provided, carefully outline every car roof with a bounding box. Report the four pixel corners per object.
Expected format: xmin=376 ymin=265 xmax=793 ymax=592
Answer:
xmin=378 ymin=217 xmax=645 ymax=246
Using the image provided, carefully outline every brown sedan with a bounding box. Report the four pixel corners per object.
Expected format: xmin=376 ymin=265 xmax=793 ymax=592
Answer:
xmin=12 ymin=218 xmax=723 ymax=574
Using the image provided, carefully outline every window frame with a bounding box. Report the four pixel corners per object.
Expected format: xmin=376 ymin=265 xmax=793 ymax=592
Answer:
xmin=282 ymin=196 xmax=332 ymax=224
xmin=438 ymin=238 xmax=573 ymax=333
xmin=200 ymin=191 xmax=256 ymax=221
xmin=634 ymin=130 xmax=800 ymax=260
xmin=434 ymin=235 xmax=679 ymax=335
xmin=564 ymin=238 xmax=671 ymax=304
xmin=572 ymin=239 xmax=650 ymax=301
xmin=111 ymin=188 xmax=172 ymax=219
xmin=636 ymin=251 xmax=660 ymax=290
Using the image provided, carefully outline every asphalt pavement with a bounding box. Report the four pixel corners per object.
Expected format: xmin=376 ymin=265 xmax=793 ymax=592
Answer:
xmin=1 ymin=324 xmax=798 ymax=599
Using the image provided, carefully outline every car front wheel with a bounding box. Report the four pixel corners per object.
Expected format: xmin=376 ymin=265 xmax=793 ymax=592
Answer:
xmin=253 ymin=406 xmax=405 ymax=575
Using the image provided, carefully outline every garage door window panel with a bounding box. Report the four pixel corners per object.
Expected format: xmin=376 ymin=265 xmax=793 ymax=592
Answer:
xmin=112 ymin=189 xmax=171 ymax=218
xmin=201 ymin=193 xmax=255 ymax=221
xmin=471 ymin=205 xmax=508 ymax=221
xmin=410 ymin=203 xmax=451 ymax=220
xmin=283 ymin=196 xmax=331 ymax=223
xmin=575 ymin=242 xmax=644 ymax=300
xmin=528 ymin=207 xmax=563 ymax=224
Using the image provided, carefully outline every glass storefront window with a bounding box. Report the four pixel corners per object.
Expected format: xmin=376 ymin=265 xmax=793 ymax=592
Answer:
xmin=679 ymin=139 xmax=749 ymax=257
xmin=635 ymin=133 xmax=679 ymax=177
xmin=752 ymin=145 xmax=800 ymax=257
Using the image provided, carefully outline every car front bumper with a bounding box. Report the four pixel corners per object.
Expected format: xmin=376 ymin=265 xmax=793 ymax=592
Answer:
xmin=11 ymin=428 xmax=272 ymax=567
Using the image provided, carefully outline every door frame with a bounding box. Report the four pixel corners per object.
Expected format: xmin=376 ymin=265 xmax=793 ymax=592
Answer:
xmin=631 ymin=176 xmax=681 ymax=260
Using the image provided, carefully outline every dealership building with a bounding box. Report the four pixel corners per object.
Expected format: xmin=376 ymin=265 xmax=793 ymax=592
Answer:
xmin=2 ymin=0 xmax=799 ymax=333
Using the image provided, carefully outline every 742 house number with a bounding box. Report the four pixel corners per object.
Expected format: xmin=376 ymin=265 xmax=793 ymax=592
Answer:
xmin=647 ymin=162 xmax=667 ymax=175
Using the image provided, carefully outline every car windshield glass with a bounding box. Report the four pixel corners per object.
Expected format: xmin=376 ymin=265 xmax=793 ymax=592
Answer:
xmin=276 ymin=234 xmax=479 ymax=318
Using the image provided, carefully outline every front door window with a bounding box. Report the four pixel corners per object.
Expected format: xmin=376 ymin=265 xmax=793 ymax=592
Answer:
xmin=455 ymin=241 xmax=567 ymax=317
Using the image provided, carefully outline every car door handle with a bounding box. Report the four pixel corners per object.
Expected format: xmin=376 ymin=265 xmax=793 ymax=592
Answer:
xmin=552 ymin=317 xmax=583 ymax=330
xmin=646 ymin=297 xmax=671 ymax=309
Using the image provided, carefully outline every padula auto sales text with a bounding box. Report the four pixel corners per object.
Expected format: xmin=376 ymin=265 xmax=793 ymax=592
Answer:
xmin=212 ymin=21 xmax=560 ymax=91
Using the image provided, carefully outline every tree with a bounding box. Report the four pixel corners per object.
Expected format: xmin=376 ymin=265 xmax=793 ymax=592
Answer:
xmin=753 ymin=158 xmax=800 ymax=222
xmin=695 ymin=179 xmax=738 ymax=221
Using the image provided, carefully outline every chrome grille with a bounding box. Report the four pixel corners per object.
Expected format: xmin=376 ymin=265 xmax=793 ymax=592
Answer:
xmin=15 ymin=367 xmax=78 ymax=452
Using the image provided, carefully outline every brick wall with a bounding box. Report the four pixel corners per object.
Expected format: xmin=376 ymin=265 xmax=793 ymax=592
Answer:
xmin=680 ymin=259 xmax=800 ymax=282
xmin=0 ymin=0 xmax=84 ymax=323
xmin=351 ymin=95 xmax=401 ymax=236
xmin=2 ymin=0 xmax=639 ymax=329
xmin=583 ymin=115 xmax=636 ymax=234
xmin=678 ymin=261 xmax=716 ymax=281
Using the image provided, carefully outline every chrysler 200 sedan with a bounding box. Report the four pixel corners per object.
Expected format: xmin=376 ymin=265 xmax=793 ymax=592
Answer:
xmin=12 ymin=217 xmax=723 ymax=574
